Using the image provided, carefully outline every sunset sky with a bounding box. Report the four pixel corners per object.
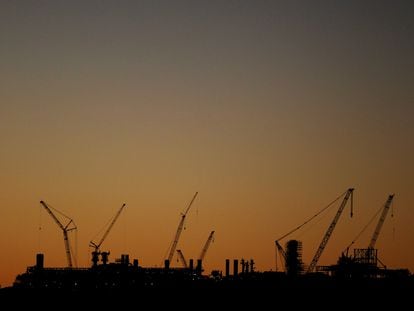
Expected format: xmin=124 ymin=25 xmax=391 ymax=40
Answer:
xmin=1 ymin=1 xmax=413 ymax=287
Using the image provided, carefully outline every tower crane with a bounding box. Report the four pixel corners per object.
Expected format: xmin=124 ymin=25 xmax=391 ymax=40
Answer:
xmin=166 ymin=192 xmax=198 ymax=263
xmin=40 ymin=200 xmax=77 ymax=268
xmin=307 ymin=188 xmax=354 ymax=273
xmin=199 ymin=230 xmax=215 ymax=261
xmin=368 ymin=194 xmax=394 ymax=249
xmin=89 ymin=203 xmax=126 ymax=266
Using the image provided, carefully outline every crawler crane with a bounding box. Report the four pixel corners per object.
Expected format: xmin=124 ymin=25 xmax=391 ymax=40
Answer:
xmin=89 ymin=203 xmax=126 ymax=266
xmin=40 ymin=200 xmax=77 ymax=268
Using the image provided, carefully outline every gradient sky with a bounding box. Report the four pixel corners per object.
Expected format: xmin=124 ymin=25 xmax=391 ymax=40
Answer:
xmin=1 ymin=1 xmax=413 ymax=287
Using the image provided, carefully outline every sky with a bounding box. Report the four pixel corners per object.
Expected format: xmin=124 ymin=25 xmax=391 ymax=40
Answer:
xmin=0 ymin=0 xmax=413 ymax=287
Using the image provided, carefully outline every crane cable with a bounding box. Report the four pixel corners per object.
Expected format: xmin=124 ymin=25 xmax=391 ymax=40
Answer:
xmin=276 ymin=189 xmax=347 ymax=242
xmin=274 ymin=189 xmax=348 ymax=271
xmin=343 ymin=205 xmax=383 ymax=254
xmin=90 ymin=208 xmax=117 ymax=243
xmin=343 ymin=198 xmax=395 ymax=254
xmin=45 ymin=201 xmax=74 ymax=223
xmin=39 ymin=201 xmax=77 ymax=267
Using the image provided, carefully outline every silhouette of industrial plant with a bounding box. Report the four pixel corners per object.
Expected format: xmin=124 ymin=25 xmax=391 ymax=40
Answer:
xmin=1 ymin=189 xmax=413 ymax=307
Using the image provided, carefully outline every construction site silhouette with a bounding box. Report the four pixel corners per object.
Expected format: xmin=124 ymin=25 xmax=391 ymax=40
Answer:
xmin=1 ymin=190 xmax=413 ymax=307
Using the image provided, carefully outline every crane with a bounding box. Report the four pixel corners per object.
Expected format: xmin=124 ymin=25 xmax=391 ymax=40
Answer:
xmin=40 ymin=200 xmax=77 ymax=268
xmin=166 ymin=192 xmax=198 ymax=263
xmin=199 ymin=230 xmax=215 ymax=261
xmin=176 ymin=249 xmax=188 ymax=268
xmin=175 ymin=230 xmax=214 ymax=269
xmin=89 ymin=203 xmax=126 ymax=266
xmin=368 ymin=194 xmax=394 ymax=249
xmin=307 ymin=188 xmax=354 ymax=273
xmin=274 ymin=189 xmax=352 ymax=272
xmin=275 ymin=240 xmax=287 ymax=271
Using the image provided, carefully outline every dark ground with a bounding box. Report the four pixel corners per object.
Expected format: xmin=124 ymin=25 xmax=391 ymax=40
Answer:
xmin=1 ymin=278 xmax=413 ymax=309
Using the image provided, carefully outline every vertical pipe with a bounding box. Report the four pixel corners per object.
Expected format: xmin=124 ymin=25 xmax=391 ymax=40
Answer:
xmin=225 ymin=259 xmax=230 ymax=277
xmin=233 ymin=259 xmax=239 ymax=276
xmin=36 ymin=253 xmax=44 ymax=269
xmin=196 ymin=259 xmax=202 ymax=274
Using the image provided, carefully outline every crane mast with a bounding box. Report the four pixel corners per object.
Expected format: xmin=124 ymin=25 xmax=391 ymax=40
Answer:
xmin=307 ymin=188 xmax=354 ymax=273
xmin=40 ymin=200 xmax=77 ymax=268
xmin=368 ymin=194 xmax=394 ymax=249
xmin=89 ymin=203 xmax=126 ymax=266
xmin=176 ymin=249 xmax=188 ymax=268
xmin=166 ymin=192 xmax=198 ymax=263
xmin=90 ymin=203 xmax=126 ymax=252
xmin=199 ymin=230 xmax=215 ymax=261
xmin=275 ymin=240 xmax=287 ymax=271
